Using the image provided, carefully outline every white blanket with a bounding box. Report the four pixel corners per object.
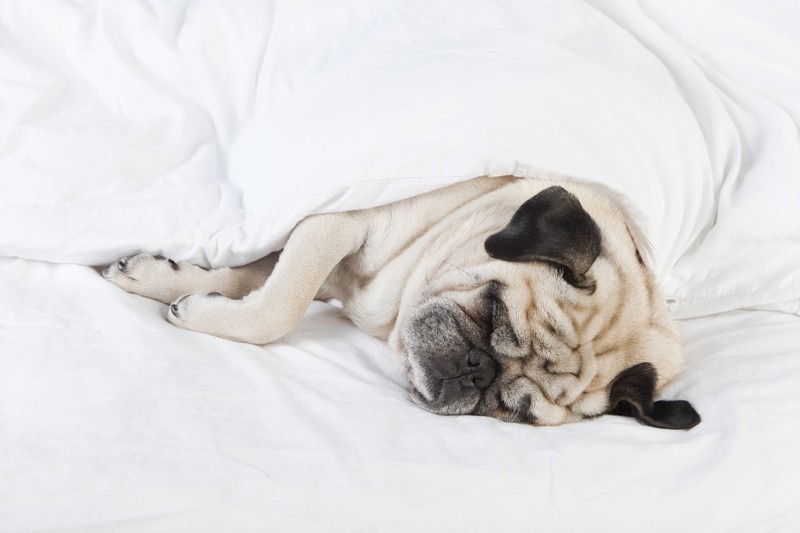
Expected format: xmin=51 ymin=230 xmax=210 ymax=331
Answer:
xmin=1 ymin=0 xmax=798 ymax=317
xmin=1 ymin=1 xmax=800 ymax=531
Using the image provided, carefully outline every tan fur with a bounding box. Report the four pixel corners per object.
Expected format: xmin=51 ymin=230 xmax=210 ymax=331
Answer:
xmin=104 ymin=175 xmax=684 ymax=425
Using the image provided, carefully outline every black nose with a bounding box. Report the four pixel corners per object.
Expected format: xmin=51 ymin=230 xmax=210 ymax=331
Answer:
xmin=468 ymin=347 xmax=497 ymax=390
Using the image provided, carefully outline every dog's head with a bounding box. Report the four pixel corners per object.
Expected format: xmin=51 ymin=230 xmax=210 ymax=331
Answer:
xmin=399 ymin=185 xmax=700 ymax=429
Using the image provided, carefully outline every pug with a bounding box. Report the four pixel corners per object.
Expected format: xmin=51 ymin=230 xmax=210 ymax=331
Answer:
xmin=103 ymin=175 xmax=700 ymax=429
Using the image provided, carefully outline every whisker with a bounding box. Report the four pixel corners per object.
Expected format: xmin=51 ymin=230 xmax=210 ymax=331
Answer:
xmin=442 ymin=260 xmax=478 ymax=281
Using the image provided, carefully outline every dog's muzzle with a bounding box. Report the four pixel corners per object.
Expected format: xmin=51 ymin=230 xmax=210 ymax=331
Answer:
xmin=402 ymin=300 xmax=497 ymax=415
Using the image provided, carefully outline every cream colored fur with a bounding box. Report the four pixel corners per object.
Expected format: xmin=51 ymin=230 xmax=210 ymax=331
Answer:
xmin=104 ymin=176 xmax=684 ymax=426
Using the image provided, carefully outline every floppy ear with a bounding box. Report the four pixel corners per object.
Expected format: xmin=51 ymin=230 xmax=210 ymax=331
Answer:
xmin=484 ymin=186 xmax=602 ymax=284
xmin=607 ymin=362 xmax=701 ymax=430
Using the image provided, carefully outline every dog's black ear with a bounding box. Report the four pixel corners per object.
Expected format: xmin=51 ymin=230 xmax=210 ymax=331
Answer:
xmin=607 ymin=362 xmax=701 ymax=430
xmin=484 ymin=186 xmax=602 ymax=284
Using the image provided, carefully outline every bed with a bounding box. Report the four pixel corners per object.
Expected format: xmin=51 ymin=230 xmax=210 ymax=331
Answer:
xmin=2 ymin=1 xmax=799 ymax=531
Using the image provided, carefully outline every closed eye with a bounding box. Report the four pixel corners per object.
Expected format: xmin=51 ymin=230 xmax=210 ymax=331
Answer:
xmin=487 ymin=295 xmax=523 ymax=354
xmin=456 ymin=304 xmax=486 ymax=334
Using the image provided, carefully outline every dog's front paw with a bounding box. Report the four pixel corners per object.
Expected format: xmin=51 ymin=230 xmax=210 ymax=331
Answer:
xmin=167 ymin=292 xmax=221 ymax=321
xmin=103 ymin=253 xmax=188 ymax=304
xmin=167 ymin=292 xmax=271 ymax=345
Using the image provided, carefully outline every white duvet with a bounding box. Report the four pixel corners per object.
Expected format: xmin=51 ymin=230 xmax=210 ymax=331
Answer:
xmin=1 ymin=1 xmax=799 ymax=531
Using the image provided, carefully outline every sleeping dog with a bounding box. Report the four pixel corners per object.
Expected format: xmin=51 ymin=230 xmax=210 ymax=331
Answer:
xmin=104 ymin=176 xmax=700 ymax=429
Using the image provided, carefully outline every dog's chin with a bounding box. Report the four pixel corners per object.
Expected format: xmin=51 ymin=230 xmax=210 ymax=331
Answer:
xmin=408 ymin=385 xmax=482 ymax=416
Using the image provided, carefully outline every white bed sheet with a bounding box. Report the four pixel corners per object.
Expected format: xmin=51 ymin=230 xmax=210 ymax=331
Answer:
xmin=2 ymin=1 xmax=800 ymax=531
xmin=1 ymin=258 xmax=799 ymax=532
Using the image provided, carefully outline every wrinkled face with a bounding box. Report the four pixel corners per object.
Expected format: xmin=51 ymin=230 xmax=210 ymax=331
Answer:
xmin=403 ymin=277 xmax=595 ymax=425
xmin=399 ymin=186 xmax=701 ymax=430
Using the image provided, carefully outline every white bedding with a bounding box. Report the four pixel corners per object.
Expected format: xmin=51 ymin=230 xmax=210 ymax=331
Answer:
xmin=2 ymin=260 xmax=800 ymax=531
xmin=1 ymin=1 xmax=799 ymax=531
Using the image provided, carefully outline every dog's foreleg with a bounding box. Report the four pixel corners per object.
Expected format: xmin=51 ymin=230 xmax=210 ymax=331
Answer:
xmin=166 ymin=212 xmax=367 ymax=344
